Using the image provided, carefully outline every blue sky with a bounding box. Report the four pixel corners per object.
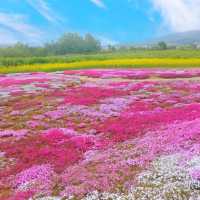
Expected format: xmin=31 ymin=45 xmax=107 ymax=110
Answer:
xmin=0 ymin=0 xmax=200 ymax=45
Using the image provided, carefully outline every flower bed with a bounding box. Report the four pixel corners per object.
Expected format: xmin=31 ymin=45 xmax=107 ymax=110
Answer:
xmin=1 ymin=69 xmax=200 ymax=199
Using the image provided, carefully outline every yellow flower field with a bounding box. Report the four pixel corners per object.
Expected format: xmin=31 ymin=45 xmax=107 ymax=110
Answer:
xmin=1 ymin=58 xmax=200 ymax=74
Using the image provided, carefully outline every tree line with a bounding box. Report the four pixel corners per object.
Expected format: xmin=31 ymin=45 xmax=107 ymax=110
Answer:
xmin=0 ymin=33 xmax=101 ymax=57
xmin=1 ymin=31 xmax=198 ymax=58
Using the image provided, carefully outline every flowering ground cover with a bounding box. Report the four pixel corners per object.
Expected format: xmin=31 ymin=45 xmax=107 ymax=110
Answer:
xmin=1 ymin=69 xmax=200 ymax=199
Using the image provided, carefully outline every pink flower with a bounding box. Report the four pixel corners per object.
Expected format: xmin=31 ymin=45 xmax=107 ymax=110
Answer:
xmin=14 ymin=164 xmax=55 ymax=195
xmin=0 ymin=129 xmax=28 ymax=138
xmin=190 ymin=168 xmax=200 ymax=180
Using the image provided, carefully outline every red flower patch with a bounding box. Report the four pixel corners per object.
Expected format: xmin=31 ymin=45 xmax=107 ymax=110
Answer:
xmin=64 ymin=86 xmax=128 ymax=105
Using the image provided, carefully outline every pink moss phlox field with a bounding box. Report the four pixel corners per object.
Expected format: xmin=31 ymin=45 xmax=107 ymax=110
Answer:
xmin=2 ymin=69 xmax=200 ymax=199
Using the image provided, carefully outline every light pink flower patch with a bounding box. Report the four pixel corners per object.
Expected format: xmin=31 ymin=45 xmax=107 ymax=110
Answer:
xmin=45 ymin=110 xmax=66 ymax=120
xmin=26 ymin=121 xmax=41 ymax=128
xmin=13 ymin=164 xmax=55 ymax=195
xmin=0 ymin=129 xmax=28 ymax=138
xmin=190 ymin=168 xmax=200 ymax=180
xmin=10 ymin=110 xmax=22 ymax=116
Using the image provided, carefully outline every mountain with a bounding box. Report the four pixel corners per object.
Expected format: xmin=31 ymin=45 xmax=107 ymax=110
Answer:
xmin=152 ymin=30 xmax=200 ymax=45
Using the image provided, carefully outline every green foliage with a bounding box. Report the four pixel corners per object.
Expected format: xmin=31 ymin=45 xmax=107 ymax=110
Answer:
xmin=50 ymin=33 xmax=101 ymax=54
xmin=84 ymin=33 xmax=101 ymax=52
xmin=1 ymin=49 xmax=200 ymax=67
xmin=157 ymin=41 xmax=167 ymax=50
xmin=0 ymin=32 xmax=101 ymax=57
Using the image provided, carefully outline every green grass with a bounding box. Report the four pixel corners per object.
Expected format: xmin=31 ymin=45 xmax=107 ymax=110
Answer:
xmin=1 ymin=49 xmax=200 ymax=74
xmin=1 ymin=49 xmax=200 ymax=67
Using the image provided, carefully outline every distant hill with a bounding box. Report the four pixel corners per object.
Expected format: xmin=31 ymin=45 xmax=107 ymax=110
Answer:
xmin=152 ymin=30 xmax=200 ymax=45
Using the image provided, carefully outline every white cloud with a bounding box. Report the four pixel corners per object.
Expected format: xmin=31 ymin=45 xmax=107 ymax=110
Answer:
xmin=152 ymin=0 xmax=200 ymax=32
xmin=27 ymin=0 xmax=63 ymax=23
xmin=0 ymin=28 xmax=18 ymax=45
xmin=97 ymin=35 xmax=118 ymax=46
xmin=0 ymin=12 xmax=43 ymax=44
xmin=90 ymin=0 xmax=106 ymax=9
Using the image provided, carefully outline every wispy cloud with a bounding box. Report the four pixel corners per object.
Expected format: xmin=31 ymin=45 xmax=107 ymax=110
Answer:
xmin=27 ymin=0 xmax=63 ymax=23
xmin=152 ymin=0 xmax=200 ymax=32
xmin=90 ymin=0 xmax=106 ymax=9
xmin=0 ymin=28 xmax=18 ymax=45
xmin=0 ymin=12 xmax=43 ymax=44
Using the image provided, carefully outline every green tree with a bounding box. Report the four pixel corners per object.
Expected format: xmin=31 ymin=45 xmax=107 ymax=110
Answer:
xmin=55 ymin=33 xmax=84 ymax=54
xmin=0 ymin=32 xmax=102 ymax=57
xmin=84 ymin=33 xmax=101 ymax=52
xmin=157 ymin=41 xmax=167 ymax=50
xmin=107 ymin=45 xmax=116 ymax=52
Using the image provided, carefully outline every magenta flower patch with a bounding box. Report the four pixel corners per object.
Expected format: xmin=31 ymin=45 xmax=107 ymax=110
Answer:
xmin=1 ymin=69 xmax=200 ymax=199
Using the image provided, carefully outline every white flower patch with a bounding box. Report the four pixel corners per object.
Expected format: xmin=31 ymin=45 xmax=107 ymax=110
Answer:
xmin=83 ymin=191 xmax=128 ymax=200
xmin=82 ymin=154 xmax=200 ymax=200
xmin=31 ymin=197 xmax=63 ymax=200
xmin=0 ymin=91 xmax=10 ymax=98
xmin=129 ymin=154 xmax=200 ymax=200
